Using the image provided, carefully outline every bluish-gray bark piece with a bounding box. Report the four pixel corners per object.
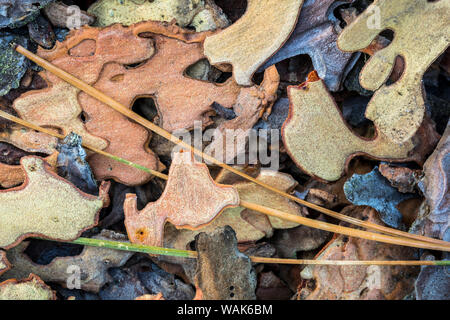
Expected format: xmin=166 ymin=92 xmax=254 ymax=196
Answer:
xmin=344 ymin=166 xmax=415 ymax=229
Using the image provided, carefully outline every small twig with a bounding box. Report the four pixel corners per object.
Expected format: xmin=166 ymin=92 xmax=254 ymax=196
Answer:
xmin=11 ymin=45 xmax=450 ymax=251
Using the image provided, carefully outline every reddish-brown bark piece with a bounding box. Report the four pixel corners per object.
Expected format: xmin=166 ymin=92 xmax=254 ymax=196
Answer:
xmin=77 ymin=21 xmax=275 ymax=184
xmin=124 ymin=151 xmax=240 ymax=247
xmin=163 ymin=168 xmax=304 ymax=256
xmin=14 ymin=21 xmax=268 ymax=185
xmin=0 ymin=251 xmax=10 ymax=277
xmin=337 ymin=0 xmax=450 ymax=143
xmin=79 ymin=21 xmax=246 ymax=132
xmin=0 ymin=152 xmax=58 ymax=188
xmin=0 ymin=124 xmax=58 ymax=155
xmin=378 ymin=164 xmax=420 ymax=193
xmin=299 ymin=206 xmax=419 ymax=300
xmin=0 ymin=162 xmax=26 ymax=189
xmin=12 ymin=23 xmax=160 ymax=186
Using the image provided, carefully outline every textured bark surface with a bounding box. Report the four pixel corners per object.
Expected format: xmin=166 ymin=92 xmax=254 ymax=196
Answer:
xmin=204 ymin=0 xmax=304 ymax=86
xmin=194 ymin=226 xmax=257 ymax=300
xmin=12 ymin=23 xmax=159 ymax=186
xmin=282 ymin=73 xmax=438 ymax=181
xmin=0 ymin=152 xmax=58 ymax=188
xmin=415 ymin=122 xmax=450 ymax=240
xmin=338 ymin=0 xmax=450 ymax=143
xmin=0 ymin=156 xmax=107 ymax=249
xmin=88 ymin=0 xmax=229 ymax=32
xmin=163 ymin=168 xmax=304 ymax=258
xmin=124 ymin=151 xmax=239 ymax=247
xmin=260 ymin=0 xmax=356 ymax=91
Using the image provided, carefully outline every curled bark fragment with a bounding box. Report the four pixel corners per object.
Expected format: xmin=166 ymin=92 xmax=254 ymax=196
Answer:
xmin=0 ymin=156 xmax=107 ymax=249
xmin=1 ymin=230 xmax=133 ymax=293
xmin=337 ymin=0 xmax=450 ymax=143
xmin=0 ymin=274 xmax=55 ymax=300
xmin=0 ymin=31 xmax=35 ymax=97
xmin=299 ymin=206 xmax=419 ymax=300
xmin=378 ymin=164 xmax=419 ymax=194
xmin=0 ymin=251 xmax=10 ymax=276
xmin=282 ymin=73 xmax=435 ymax=182
xmin=0 ymin=124 xmax=60 ymax=186
xmin=124 ymin=151 xmax=239 ymax=248
xmin=0 ymin=151 xmax=58 ymax=188
xmin=194 ymin=226 xmax=257 ymax=300
xmin=204 ymin=0 xmax=304 ymax=86
xmin=0 ymin=124 xmax=58 ymax=155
